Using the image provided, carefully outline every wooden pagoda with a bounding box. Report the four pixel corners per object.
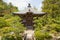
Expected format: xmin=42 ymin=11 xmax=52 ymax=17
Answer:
xmin=13 ymin=3 xmax=46 ymax=29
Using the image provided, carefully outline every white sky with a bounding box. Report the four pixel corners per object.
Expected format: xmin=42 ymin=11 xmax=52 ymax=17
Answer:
xmin=3 ymin=0 xmax=43 ymax=11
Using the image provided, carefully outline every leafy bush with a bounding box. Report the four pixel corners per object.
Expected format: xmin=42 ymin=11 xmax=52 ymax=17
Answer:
xmin=0 ymin=17 xmax=9 ymax=28
xmin=0 ymin=15 xmax=25 ymax=40
xmin=35 ymin=30 xmax=52 ymax=40
xmin=1 ymin=33 xmax=22 ymax=40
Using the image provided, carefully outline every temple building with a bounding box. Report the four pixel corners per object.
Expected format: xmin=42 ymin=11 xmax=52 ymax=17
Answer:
xmin=13 ymin=3 xmax=46 ymax=29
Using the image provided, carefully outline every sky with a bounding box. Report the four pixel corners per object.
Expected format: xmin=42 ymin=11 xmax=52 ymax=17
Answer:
xmin=3 ymin=0 xmax=43 ymax=11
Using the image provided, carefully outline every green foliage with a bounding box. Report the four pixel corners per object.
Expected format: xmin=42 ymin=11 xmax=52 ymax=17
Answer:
xmin=35 ymin=31 xmax=52 ymax=40
xmin=0 ymin=15 xmax=25 ymax=40
xmin=0 ymin=0 xmax=18 ymax=16
xmin=0 ymin=0 xmax=25 ymax=40
xmin=34 ymin=0 xmax=60 ymax=40
xmin=1 ymin=32 xmax=22 ymax=40
xmin=41 ymin=0 xmax=60 ymax=32
xmin=35 ymin=31 xmax=45 ymax=40
xmin=0 ymin=17 xmax=8 ymax=28
xmin=0 ymin=0 xmax=26 ymax=40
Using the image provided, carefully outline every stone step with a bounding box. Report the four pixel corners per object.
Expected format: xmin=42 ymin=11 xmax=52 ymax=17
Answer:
xmin=23 ymin=30 xmax=35 ymax=40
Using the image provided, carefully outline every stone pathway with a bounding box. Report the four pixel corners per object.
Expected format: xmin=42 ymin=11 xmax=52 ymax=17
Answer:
xmin=23 ymin=30 xmax=35 ymax=40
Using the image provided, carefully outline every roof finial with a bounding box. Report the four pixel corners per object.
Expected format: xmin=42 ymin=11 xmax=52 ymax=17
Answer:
xmin=28 ymin=3 xmax=31 ymax=8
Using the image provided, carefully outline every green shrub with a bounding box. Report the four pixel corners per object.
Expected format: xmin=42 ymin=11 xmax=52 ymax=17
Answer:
xmin=35 ymin=31 xmax=52 ymax=40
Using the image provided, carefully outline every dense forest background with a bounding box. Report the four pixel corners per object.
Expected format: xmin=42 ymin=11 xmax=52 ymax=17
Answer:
xmin=0 ymin=0 xmax=60 ymax=40
xmin=34 ymin=0 xmax=60 ymax=40
xmin=0 ymin=0 xmax=25 ymax=40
